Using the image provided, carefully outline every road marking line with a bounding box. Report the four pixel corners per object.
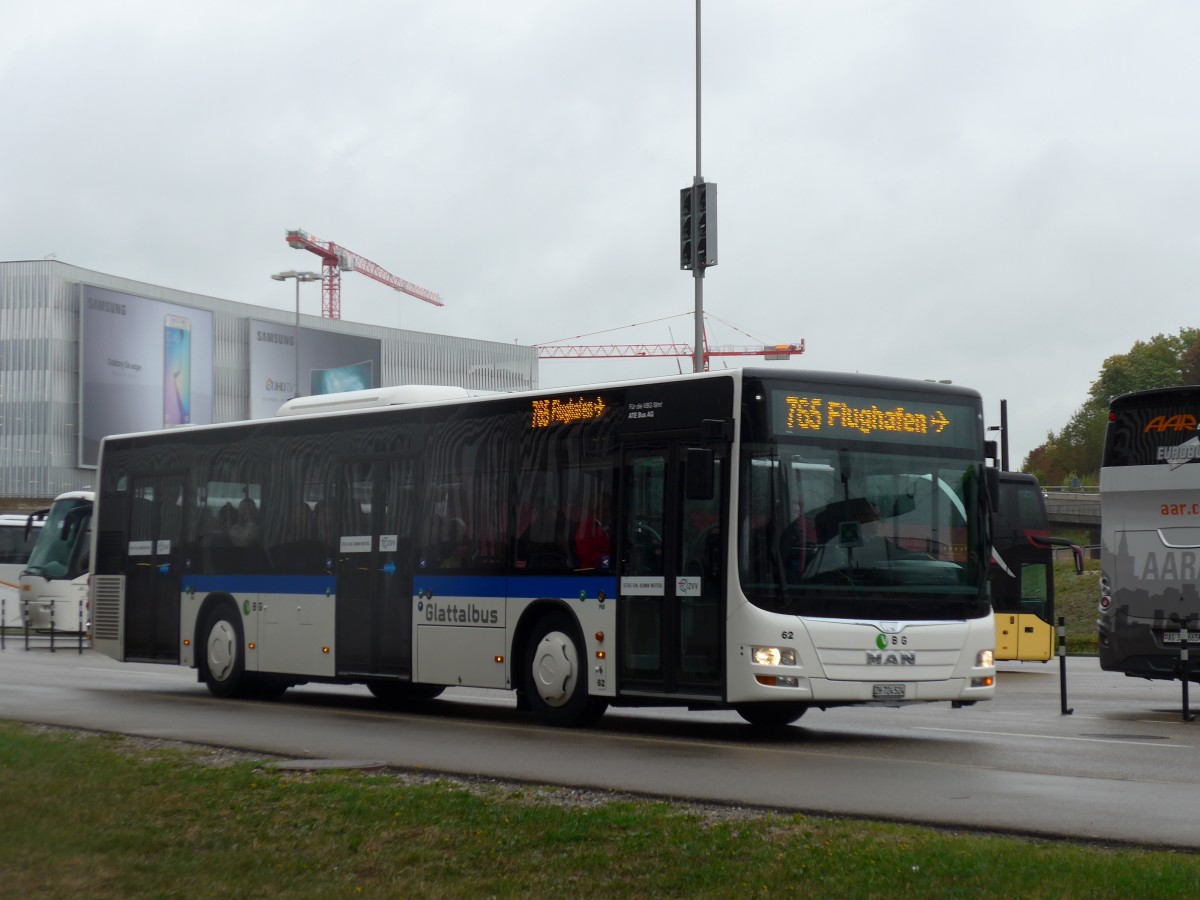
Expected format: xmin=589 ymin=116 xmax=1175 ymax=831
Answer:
xmin=914 ymin=726 xmax=1189 ymax=748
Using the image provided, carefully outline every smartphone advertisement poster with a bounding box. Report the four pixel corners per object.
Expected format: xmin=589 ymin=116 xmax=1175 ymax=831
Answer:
xmin=79 ymin=285 xmax=214 ymax=467
xmin=248 ymin=318 xmax=381 ymax=418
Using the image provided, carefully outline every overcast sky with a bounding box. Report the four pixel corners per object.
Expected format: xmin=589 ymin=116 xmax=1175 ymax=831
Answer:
xmin=4 ymin=1 xmax=1198 ymax=468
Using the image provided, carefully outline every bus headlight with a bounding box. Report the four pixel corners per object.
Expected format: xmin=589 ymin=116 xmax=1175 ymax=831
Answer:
xmin=976 ymin=649 xmax=994 ymax=668
xmin=752 ymin=646 xmax=797 ymax=666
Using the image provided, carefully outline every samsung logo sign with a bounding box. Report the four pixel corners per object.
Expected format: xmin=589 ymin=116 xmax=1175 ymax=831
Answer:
xmin=88 ymin=297 xmax=126 ymax=315
xmin=256 ymin=330 xmax=294 ymax=345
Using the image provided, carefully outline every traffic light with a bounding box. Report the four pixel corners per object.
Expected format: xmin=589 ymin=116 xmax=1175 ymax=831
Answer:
xmin=680 ymin=186 xmax=695 ymax=270
xmin=695 ymin=181 xmax=717 ymax=267
xmin=680 ymin=182 xmax=717 ymax=271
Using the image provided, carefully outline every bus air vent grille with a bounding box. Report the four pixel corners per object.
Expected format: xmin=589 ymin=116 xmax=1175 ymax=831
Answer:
xmin=92 ymin=575 xmax=124 ymax=641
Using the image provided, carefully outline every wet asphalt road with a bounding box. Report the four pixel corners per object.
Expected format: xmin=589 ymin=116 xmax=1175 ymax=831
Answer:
xmin=2 ymin=644 xmax=1199 ymax=849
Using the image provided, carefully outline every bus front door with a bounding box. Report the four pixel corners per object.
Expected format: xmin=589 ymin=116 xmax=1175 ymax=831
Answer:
xmin=333 ymin=457 xmax=417 ymax=678
xmin=617 ymin=445 xmax=724 ymax=698
xmin=124 ymin=473 xmax=185 ymax=661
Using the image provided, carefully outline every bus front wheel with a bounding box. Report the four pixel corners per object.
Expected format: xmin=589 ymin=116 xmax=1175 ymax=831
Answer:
xmin=201 ymin=605 xmax=246 ymax=699
xmin=735 ymin=703 xmax=807 ymax=729
xmin=524 ymin=613 xmax=607 ymax=727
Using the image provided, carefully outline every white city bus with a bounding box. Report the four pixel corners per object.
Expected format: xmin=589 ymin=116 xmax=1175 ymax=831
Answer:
xmin=91 ymin=369 xmax=996 ymax=727
xmin=20 ymin=491 xmax=94 ymax=634
xmin=0 ymin=514 xmax=42 ymax=628
xmin=1099 ymin=386 xmax=1200 ymax=680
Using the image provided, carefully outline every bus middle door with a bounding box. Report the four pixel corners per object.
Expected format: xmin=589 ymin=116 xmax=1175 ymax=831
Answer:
xmin=617 ymin=443 xmax=724 ymax=697
xmin=333 ymin=456 xmax=417 ymax=678
xmin=124 ymin=473 xmax=185 ymax=662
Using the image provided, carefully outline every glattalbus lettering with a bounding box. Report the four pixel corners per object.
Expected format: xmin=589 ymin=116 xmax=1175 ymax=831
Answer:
xmin=424 ymin=601 xmax=499 ymax=625
xmin=1139 ymin=551 xmax=1199 ymax=583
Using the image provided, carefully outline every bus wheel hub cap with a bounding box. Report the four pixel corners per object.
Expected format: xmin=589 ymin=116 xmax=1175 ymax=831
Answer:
xmin=207 ymin=621 xmax=236 ymax=681
xmin=533 ymin=632 xmax=575 ymax=706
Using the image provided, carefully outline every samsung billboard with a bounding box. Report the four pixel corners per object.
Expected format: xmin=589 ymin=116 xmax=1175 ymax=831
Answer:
xmin=79 ymin=286 xmax=215 ymax=467
xmin=248 ymin=318 xmax=381 ymax=418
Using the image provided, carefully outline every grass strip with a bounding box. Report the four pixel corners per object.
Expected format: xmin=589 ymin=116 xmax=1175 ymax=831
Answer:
xmin=1 ymin=722 xmax=1197 ymax=898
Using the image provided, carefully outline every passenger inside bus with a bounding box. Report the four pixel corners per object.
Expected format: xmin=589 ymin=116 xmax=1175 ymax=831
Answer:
xmin=573 ymin=492 xmax=611 ymax=571
xmin=517 ymin=497 xmax=570 ymax=570
xmin=229 ymin=497 xmax=261 ymax=547
xmin=439 ymin=518 xmax=472 ymax=569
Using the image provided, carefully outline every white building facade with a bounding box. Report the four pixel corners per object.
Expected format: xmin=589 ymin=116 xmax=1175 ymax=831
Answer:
xmin=0 ymin=259 xmax=537 ymax=509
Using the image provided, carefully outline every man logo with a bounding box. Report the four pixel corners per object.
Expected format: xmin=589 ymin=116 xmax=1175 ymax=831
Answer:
xmin=866 ymin=652 xmax=917 ymax=666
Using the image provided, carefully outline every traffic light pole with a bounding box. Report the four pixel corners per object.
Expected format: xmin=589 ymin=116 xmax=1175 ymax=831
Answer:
xmin=691 ymin=1 xmax=708 ymax=374
xmin=691 ymin=1 xmax=705 ymax=374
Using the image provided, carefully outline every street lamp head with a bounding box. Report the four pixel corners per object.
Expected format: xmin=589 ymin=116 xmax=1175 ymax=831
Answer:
xmin=298 ymin=272 xmax=321 ymax=282
xmin=271 ymin=270 xmax=298 ymax=281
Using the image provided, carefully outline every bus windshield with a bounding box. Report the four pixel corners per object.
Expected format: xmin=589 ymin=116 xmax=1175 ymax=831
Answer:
xmin=738 ymin=443 xmax=986 ymax=619
xmin=24 ymin=498 xmax=91 ymax=579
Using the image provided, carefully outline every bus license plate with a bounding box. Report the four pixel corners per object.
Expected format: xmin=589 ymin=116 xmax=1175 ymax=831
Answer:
xmin=873 ymin=684 xmax=906 ymax=699
xmin=1163 ymin=632 xmax=1183 ymax=644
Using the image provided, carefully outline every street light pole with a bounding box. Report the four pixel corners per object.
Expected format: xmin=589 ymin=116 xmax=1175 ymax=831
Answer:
xmin=271 ymin=270 xmax=320 ymax=399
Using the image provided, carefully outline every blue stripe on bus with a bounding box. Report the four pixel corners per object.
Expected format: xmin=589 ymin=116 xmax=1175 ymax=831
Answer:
xmin=184 ymin=573 xmax=618 ymax=599
xmin=416 ymin=574 xmax=618 ymax=599
xmin=187 ymin=575 xmax=336 ymax=595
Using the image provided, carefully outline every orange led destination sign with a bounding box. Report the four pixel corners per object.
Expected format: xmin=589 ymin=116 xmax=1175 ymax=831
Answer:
xmin=531 ymin=395 xmax=607 ymax=429
xmin=784 ymin=396 xmax=948 ymax=435
xmin=773 ymin=390 xmax=976 ymax=449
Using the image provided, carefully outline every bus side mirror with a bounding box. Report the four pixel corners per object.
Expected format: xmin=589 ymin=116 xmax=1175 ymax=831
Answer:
xmin=686 ymin=447 xmax=715 ymax=501
xmin=25 ymin=508 xmax=48 ymax=543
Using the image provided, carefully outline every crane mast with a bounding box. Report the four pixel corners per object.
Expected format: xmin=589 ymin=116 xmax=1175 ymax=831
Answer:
xmin=286 ymin=228 xmax=443 ymax=320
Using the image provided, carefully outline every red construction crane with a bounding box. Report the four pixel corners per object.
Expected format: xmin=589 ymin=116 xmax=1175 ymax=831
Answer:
xmin=535 ymin=312 xmax=804 ymax=370
xmin=285 ymin=228 xmax=444 ymax=320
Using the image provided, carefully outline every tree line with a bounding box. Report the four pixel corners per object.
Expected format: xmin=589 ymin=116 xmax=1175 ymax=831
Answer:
xmin=1022 ymin=328 xmax=1200 ymax=485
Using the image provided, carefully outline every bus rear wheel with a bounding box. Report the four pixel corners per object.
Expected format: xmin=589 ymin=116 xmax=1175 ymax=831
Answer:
xmin=524 ymin=612 xmax=607 ymax=727
xmin=201 ymin=605 xmax=246 ymax=699
xmin=735 ymin=703 xmax=807 ymax=729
